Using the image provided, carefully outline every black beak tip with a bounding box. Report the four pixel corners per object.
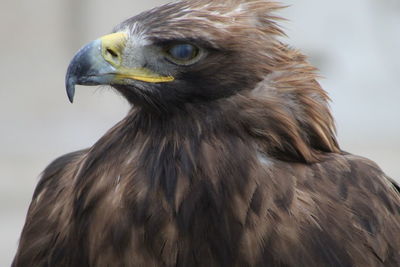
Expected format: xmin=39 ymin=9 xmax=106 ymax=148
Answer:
xmin=66 ymin=77 xmax=76 ymax=103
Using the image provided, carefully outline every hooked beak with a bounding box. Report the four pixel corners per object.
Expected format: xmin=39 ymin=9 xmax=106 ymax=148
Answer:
xmin=65 ymin=32 xmax=174 ymax=103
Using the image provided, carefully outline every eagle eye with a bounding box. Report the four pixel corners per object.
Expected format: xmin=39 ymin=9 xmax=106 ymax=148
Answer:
xmin=165 ymin=43 xmax=200 ymax=65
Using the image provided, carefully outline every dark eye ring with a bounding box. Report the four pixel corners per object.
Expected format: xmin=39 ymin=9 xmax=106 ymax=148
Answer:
xmin=165 ymin=43 xmax=201 ymax=65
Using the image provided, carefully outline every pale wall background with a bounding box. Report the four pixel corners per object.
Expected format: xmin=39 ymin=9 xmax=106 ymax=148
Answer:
xmin=1 ymin=0 xmax=399 ymax=265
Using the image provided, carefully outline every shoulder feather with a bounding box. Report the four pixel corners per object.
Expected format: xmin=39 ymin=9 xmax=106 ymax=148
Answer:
xmin=12 ymin=149 xmax=88 ymax=267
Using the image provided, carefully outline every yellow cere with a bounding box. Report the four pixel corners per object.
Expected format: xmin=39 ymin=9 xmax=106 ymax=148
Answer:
xmin=100 ymin=32 xmax=174 ymax=83
xmin=100 ymin=32 xmax=128 ymax=67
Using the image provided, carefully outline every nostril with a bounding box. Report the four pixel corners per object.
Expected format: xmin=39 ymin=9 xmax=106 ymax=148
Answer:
xmin=106 ymin=48 xmax=118 ymax=59
xmin=102 ymin=45 xmax=122 ymax=66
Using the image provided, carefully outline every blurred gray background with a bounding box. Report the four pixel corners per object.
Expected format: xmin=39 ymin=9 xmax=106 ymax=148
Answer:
xmin=1 ymin=0 xmax=399 ymax=265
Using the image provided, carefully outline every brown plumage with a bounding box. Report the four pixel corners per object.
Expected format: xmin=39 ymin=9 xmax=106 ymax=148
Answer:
xmin=13 ymin=1 xmax=400 ymax=266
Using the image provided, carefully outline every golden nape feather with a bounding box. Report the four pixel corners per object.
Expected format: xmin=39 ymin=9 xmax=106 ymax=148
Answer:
xmin=13 ymin=1 xmax=400 ymax=266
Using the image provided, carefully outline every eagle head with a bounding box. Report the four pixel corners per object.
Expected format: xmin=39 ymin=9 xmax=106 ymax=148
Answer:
xmin=66 ymin=0 xmax=284 ymax=108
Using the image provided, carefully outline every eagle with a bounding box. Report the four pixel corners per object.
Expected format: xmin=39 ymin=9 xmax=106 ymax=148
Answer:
xmin=13 ymin=0 xmax=400 ymax=266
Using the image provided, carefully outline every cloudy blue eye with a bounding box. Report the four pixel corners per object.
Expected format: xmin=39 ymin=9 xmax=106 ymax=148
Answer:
xmin=166 ymin=44 xmax=199 ymax=64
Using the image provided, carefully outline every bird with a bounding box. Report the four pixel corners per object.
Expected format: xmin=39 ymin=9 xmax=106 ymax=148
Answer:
xmin=13 ymin=0 xmax=400 ymax=266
